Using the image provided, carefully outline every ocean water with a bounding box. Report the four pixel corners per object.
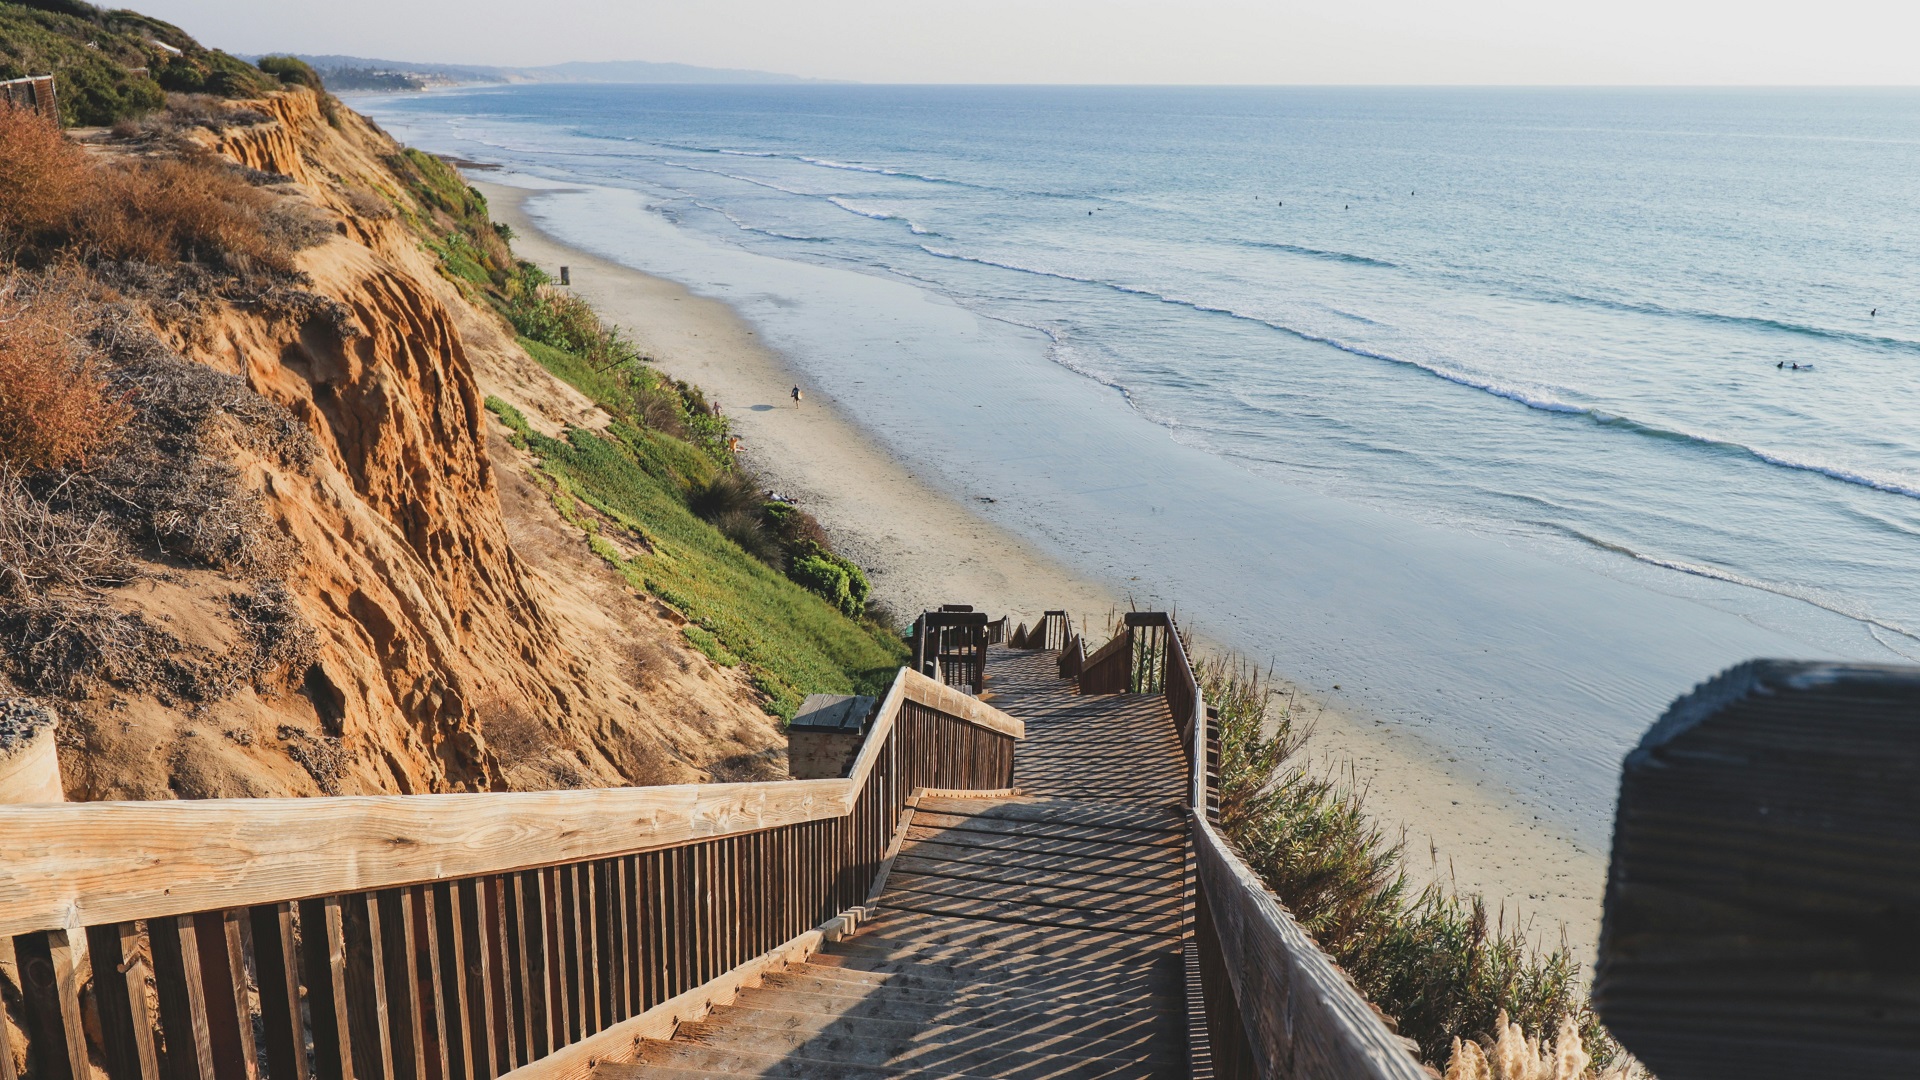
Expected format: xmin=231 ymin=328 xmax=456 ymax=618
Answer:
xmin=357 ymin=85 xmax=1920 ymax=844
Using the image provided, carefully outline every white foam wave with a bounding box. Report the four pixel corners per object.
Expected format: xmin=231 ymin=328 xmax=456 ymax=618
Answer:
xmin=1744 ymin=448 xmax=1920 ymax=500
xmin=1551 ymin=525 xmax=1920 ymax=642
xmin=918 ymin=244 xmax=1920 ymax=503
xmin=827 ymin=196 xmax=897 ymax=220
xmin=918 ymin=245 xmax=1589 ymax=415
xmin=690 ymin=201 xmax=825 ymax=243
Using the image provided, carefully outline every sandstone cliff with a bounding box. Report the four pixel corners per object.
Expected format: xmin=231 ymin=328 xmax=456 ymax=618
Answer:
xmin=37 ymin=89 xmax=785 ymax=799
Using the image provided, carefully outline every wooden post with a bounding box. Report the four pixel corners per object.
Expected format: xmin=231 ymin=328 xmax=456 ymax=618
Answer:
xmin=0 ymin=700 xmax=64 ymax=804
xmin=1597 ymin=660 xmax=1920 ymax=1079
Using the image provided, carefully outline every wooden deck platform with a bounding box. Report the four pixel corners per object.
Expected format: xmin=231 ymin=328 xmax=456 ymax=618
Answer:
xmin=617 ymin=646 xmax=1191 ymax=1077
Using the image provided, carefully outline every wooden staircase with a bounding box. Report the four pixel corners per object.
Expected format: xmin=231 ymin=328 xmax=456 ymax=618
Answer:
xmin=625 ymin=646 xmax=1191 ymax=1077
xmin=0 ymin=611 xmax=1427 ymax=1080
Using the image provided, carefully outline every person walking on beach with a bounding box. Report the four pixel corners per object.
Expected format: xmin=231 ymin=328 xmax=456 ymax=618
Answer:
xmin=791 ymin=385 xmax=804 ymax=408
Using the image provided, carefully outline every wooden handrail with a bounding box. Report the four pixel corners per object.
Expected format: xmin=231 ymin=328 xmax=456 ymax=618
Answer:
xmin=0 ymin=669 xmax=1018 ymax=940
xmin=1067 ymin=609 xmax=1423 ymax=1080
xmin=0 ymin=666 xmax=1021 ymax=1080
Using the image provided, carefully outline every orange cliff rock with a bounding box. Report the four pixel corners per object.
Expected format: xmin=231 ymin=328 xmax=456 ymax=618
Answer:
xmin=58 ymin=89 xmax=784 ymax=800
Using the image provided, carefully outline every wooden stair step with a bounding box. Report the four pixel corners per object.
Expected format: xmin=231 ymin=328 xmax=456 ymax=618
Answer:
xmin=910 ymin=809 xmax=1183 ymax=844
xmin=769 ymin=963 xmax=1183 ymax=1013
xmin=818 ymin=941 xmax=1182 ymax=994
xmin=878 ymin=886 xmax=1185 ymax=935
xmin=913 ymin=797 xmax=1182 ymax=831
xmin=885 ymin=871 xmax=1187 ymax=917
xmin=613 ymin=1039 xmax=1179 ymax=1079
xmin=855 ymin=909 xmax=1183 ymax=959
xmin=895 ymin=839 xmax=1182 ymax=882
xmin=889 ymin=855 xmax=1187 ymax=899
xmin=680 ymin=1003 xmax=1184 ymax=1066
xmin=744 ymin=982 xmax=1177 ymax=1040
xmin=901 ymin=827 xmax=1179 ymax=864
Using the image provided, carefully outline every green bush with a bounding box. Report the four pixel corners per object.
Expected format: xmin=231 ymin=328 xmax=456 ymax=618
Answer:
xmin=790 ymin=554 xmax=854 ymax=617
xmin=255 ymin=55 xmax=322 ymax=91
xmin=1203 ymin=656 xmax=1620 ymax=1070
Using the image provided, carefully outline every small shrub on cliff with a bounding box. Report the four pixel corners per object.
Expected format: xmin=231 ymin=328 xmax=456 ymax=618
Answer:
xmin=0 ymin=102 xmax=87 ymax=253
xmin=255 ymin=55 xmax=323 ymax=92
xmin=790 ymin=550 xmax=870 ymax=619
xmin=0 ymin=275 xmax=131 ymax=471
xmin=74 ymin=156 xmax=298 ymax=275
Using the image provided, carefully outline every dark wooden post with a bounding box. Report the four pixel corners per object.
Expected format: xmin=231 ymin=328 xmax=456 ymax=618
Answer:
xmin=1596 ymin=659 xmax=1920 ymax=1080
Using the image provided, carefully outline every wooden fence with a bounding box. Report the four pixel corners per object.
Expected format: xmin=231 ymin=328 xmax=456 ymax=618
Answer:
xmin=0 ymin=76 xmax=57 ymax=124
xmin=1096 ymin=611 xmax=1425 ymax=1080
xmin=908 ymin=609 xmax=989 ymax=694
xmin=0 ymin=667 xmax=1021 ymax=1080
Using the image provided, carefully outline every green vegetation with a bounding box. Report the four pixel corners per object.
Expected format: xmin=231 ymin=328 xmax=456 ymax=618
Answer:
xmin=385 ymin=148 xmax=893 ymax=643
xmin=1202 ymin=656 xmax=1622 ymax=1072
xmin=0 ymin=1 xmax=278 ymax=126
xmin=485 ymin=396 xmax=903 ymax=719
xmin=254 ymin=55 xmax=322 ymax=92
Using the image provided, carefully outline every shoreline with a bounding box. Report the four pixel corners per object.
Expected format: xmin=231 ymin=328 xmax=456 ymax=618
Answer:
xmin=474 ymin=178 xmax=1608 ymax=962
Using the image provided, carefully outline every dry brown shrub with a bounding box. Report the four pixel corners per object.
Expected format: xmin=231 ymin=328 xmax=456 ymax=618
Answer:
xmin=0 ymin=103 xmax=87 ymax=252
xmin=0 ymin=278 xmax=132 ymax=471
xmin=0 ymin=465 xmax=134 ymax=599
xmin=74 ymin=157 xmax=296 ymax=275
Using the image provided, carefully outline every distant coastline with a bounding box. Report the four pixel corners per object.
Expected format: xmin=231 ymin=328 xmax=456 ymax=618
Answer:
xmin=261 ymin=52 xmax=839 ymax=92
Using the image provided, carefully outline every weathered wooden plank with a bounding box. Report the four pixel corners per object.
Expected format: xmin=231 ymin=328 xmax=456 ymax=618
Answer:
xmin=888 ymin=854 xmax=1184 ymax=898
xmin=879 ymin=888 xmax=1184 ymax=936
xmin=298 ymin=896 xmax=354 ymax=1080
xmin=204 ymin=909 xmax=258 ymax=1080
xmin=12 ymin=929 xmax=89 ymax=1080
xmin=909 ymin=809 xmax=1185 ymax=847
xmin=0 ymin=777 xmax=847 ymax=939
xmin=249 ymin=903 xmax=309 ymax=1080
xmin=885 ymin=871 xmax=1186 ymax=917
xmin=0 ymin=668 xmax=1027 ymax=940
xmin=417 ymin=887 xmax=452 ymax=1080
xmin=902 ymin=823 xmax=1176 ymax=862
xmin=437 ymin=883 xmax=472 ymax=1080
xmin=342 ymin=893 xmax=394 ymax=1080
xmin=87 ymin=922 xmax=162 ymax=1080
xmin=171 ymin=915 xmax=222 ymax=1080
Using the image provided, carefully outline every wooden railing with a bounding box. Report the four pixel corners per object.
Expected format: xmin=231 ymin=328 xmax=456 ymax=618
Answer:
xmin=0 ymin=667 xmax=1021 ymax=1080
xmin=909 ymin=609 xmax=990 ymax=694
xmin=1082 ymin=611 xmax=1424 ymax=1080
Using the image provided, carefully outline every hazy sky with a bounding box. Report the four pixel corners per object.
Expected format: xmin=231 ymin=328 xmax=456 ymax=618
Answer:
xmin=141 ymin=0 xmax=1920 ymax=84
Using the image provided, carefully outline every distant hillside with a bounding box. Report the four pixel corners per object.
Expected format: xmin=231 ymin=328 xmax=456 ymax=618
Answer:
xmin=274 ymin=53 xmax=830 ymax=92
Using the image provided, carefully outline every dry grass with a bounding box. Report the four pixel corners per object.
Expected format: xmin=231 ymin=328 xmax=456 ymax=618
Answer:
xmin=75 ymin=157 xmax=297 ymax=276
xmin=0 ymin=275 xmax=133 ymax=471
xmin=1445 ymin=1011 xmax=1638 ymax=1080
xmin=3 ymin=98 xmax=322 ymax=287
xmin=0 ymin=103 xmax=85 ymax=252
xmin=0 ymin=466 xmax=134 ymax=600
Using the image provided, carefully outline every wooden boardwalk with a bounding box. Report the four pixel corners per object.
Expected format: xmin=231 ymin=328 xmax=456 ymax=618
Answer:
xmin=620 ymin=646 xmax=1192 ymax=1077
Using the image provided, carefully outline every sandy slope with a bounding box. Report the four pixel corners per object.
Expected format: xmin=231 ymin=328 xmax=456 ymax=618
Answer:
xmin=478 ymin=179 xmax=1608 ymax=963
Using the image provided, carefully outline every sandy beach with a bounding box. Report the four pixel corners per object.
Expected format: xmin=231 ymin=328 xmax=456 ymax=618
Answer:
xmin=475 ymin=178 xmax=1610 ymax=962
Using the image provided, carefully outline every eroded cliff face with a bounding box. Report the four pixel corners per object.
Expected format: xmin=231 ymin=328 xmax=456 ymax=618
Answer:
xmin=56 ymin=89 xmax=784 ymax=799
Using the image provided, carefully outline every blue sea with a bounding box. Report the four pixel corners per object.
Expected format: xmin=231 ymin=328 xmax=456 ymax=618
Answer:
xmin=359 ymin=85 xmax=1920 ymax=846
